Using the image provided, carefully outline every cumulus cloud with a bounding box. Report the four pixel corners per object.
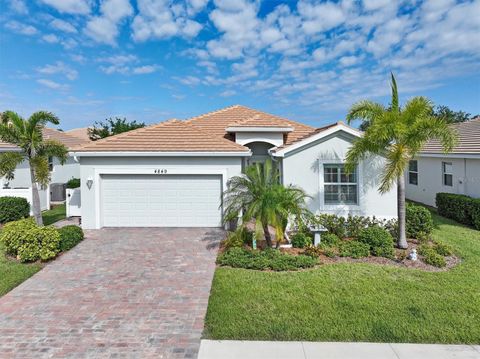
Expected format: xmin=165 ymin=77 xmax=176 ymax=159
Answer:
xmin=42 ymin=34 xmax=59 ymax=43
xmin=40 ymin=0 xmax=91 ymax=14
xmin=37 ymin=79 xmax=69 ymax=90
xmin=50 ymin=18 xmax=77 ymax=33
xmin=37 ymin=62 xmax=78 ymax=80
xmin=5 ymin=21 xmax=37 ymax=35
xmin=9 ymin=0 xmax=28 ymax=14
xmin=132 ymin=65 xmax=159 ymax=74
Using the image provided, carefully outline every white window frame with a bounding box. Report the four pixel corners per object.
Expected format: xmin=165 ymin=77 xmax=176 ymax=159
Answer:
xmin=442 ymin=161 xmax=453 ymax=187
xmin=323 ymin=164 xmax=359 ymax=205
xmin=408 ymin=160 xmax=418 ymax=185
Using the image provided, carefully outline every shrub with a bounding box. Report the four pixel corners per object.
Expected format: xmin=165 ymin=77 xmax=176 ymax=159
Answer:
xmin=417 ymin=244 xmax=448 ymax=268
xmin=66 ymin=178 xmax=80 ymax=189
xmin=58 ymin=225 xmax=84 ymax=251
xmin=321 ymin=233 xmax=340 ymax=247
xmin=436 ymin=193 xmax=480 ymax=230
xmin=0 ymin=218 xmax=60 ymax=262
xmin=316 ymin=214 xmax=346 ymax=238
xmin=433 ymin=242 xmax=453 ymax=256
xmin=224 ymin=226 xmax=253 ymax=249
xmin=0 ymin=196 xmax=30 ymax=224
xmin=338 ymin=241 xmax=370 ymax=258
xmin=291 ymin=232 xmax=312 ymax=248
xmin=323 ymin=247 xmax=337 ymax=258
xmin=303 ymin=245 xmax=322 ymax=257
xmin=416 ymin=231 xmax=430 ymax=244
xmin=357 ymin=226 xmax=395 ymax=258
xmin=217 ymin=247 xmax=317 ymax=271
xmin=406 ymin=203 xmax=434 ymax=238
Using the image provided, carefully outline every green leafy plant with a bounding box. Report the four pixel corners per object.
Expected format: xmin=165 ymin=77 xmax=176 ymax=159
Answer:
xmin=217 ymin=248 xmax=317 ymax=271
xmin=338 ymin=241 xmax=370 ymax=259
xmin=436 ymin=193 xmax=480 ymax=230
xmin=0 ymin=218 xmax=60 ymax=262
xmin=345 ymin=74 xmax=457 ymax=248
xmin=0 ymin=196 xmax=30 ymax=224
xmin=433 ymin=242 xmax=453 ymax=256
xmin=88 ymin=117 xmax=145 ymax=141
xmin=357 ymin=226 xmax=395 ymax=258
xmin=0 ymin=111 xmax=68 ymax=225
xmin=320 ymin=233 xmax=340 ymax=247
xmin=290 ymin=232 xmax=312 ymax=248
xmin=58 ymin=225 xmax=84 ymax=252
xmin=423 ymin=249 xmax=447 ymax=268
xmin=66 ymin=178 xmax=80 ymax=189
xmin=303 ymin=245 xmax=322 ymax=257
xmin=315 ymin=214 xmax=346 ymax=238
xmin=224 ymin=226 xmax=253 ymax=249
xmin=406 ymin=203 xmax=434 ymax=238
xmin=416 ymin=231 xmax=430 ymax=244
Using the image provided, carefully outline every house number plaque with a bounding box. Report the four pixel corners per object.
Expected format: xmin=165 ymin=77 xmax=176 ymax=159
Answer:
xmin=154 ymin=169 xmax=168 ymax=174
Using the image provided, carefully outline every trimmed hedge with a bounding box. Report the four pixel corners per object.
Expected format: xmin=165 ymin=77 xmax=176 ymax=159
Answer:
xmin=406 ymin=203 xmax=434 ymax=238
xmin=0 ymin=218 xmax=60 ymax=262
xmin=0 ymin=196 xmax=30 ymax=224
xmin=338 ymin=241 xmax=370 ymax=259
xmin=357 ymin=226 xmax=395 ymax=258
xmin=58 ymin=225 xmax=84 ymax=251
xmin=291 ymin=232 xmax=312 ymax=248
xmin=436 ymin=193 xmax=480 ymax=230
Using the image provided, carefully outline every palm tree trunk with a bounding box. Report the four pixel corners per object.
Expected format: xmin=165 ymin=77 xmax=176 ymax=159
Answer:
xmin=29 ymin=166 xmax=43 ymax=226
xmin=262 ymin=223 xmax=273 ymax=248
xmin=397 ymin=174 xmax=408 ymax=249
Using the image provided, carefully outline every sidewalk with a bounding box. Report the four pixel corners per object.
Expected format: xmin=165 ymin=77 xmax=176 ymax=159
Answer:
xmin=198 ymin=340 xmax=480 ymax=359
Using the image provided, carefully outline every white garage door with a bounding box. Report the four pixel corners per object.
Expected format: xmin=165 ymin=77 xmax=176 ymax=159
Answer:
xmin=101 ymin=174 xmax=222 ymax=227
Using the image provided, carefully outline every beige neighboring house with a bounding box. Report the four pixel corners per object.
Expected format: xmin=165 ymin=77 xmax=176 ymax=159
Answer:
xmin=406 ymin=117 xmax=480 ymax=207
xmin=66 ymin=127 xmax=91 ymax=142
xmin=71 ymin=105 xmax=397 ymax=229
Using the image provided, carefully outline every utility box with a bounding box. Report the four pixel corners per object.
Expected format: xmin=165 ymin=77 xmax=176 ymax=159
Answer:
xmin=50 ymin=183 xmax=66 ymax=202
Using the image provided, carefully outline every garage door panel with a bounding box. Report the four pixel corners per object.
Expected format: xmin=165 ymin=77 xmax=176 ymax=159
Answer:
xmin=101 ymin=174 xmax=222 ymax=227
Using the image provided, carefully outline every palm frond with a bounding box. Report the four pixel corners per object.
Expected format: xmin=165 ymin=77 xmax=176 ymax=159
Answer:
xmin=29 ymin=155 xmax=50 ymax=189
xmin=390 ymin=73 xmax=399 ymax=112
xmin=346 ymin=100 xmax=386 ymax=125
xmin=28 ymin=111 xmax=60 ymax=128
xmin=37 ymin=140 xmax=69 ymax=165
xmin=379 ymin=143 xmax=409 ymax=193
xmin=0 ymin=152 xmax=25 ymax=181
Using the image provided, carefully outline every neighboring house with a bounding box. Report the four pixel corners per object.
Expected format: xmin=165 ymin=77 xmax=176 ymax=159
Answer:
xmin=1 ymin=128 xmax=90 ymax=189
xmin=71 ymin=105 xmax=397 ymax=229
xmin=66 ymin=127 xmax=91 ymax=142
xmin=406 ymin=117 xmax=480 ymax=207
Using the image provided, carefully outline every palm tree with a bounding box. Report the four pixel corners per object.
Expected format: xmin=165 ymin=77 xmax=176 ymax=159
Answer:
xmin=345 ymin=74 xmax=457 ymax=248
xmin=0 ymin=111 xmax=68 ymax=225
xmin=223 ymin=159 xmax=311 ymax=248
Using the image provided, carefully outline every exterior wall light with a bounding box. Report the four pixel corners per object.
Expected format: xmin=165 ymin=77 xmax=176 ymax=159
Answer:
xmin=86 ymin=177 xmax=93 ymax=189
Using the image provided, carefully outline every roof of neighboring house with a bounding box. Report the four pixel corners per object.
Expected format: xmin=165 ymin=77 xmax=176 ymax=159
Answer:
xmin=421 ymin=117 xmax=480 ymax=155
xmin=73 ymin=119 xmax=250 ymax=153
xmin=66 ymin=127 xmax=91 ymax=142
xmin=0 ymin=128 xmax=89 ymax=151
xmin=185 ymin=105 xmax=315 ymax=145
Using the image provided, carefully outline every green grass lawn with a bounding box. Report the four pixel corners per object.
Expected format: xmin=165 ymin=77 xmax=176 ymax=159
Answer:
xmin=0 ymin=242 xmax=42 ymax=296
xmin=204 ymin=212 xmax=480 ymax=344
xmin=42 ymin=203 xmax=66 ymax=225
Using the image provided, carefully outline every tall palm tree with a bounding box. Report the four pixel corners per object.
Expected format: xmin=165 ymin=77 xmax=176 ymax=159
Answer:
xmin=0 ymin=111 xmax=68 ymax=225
xmin=223 ymin=159 xmax=311 ymax=248
xmin=345 ymin=74 xmax=457 ymax=248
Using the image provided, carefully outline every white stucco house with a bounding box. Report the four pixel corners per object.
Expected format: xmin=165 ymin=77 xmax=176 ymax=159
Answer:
xmin=0 ymin=128 xmax=90 ymax=209
xmin=406 ymin=117 xmax=480 ymax=207
xmin=71 ymin=105 xmax=397 ymax=229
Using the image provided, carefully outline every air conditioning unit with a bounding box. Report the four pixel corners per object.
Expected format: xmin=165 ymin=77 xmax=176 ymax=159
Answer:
xmin=50 ymin=183 xmax=66 ymax=202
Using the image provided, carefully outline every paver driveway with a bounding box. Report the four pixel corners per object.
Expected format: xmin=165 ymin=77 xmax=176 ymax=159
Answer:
xmin=0 ymin=227 xmax=222 ymax=359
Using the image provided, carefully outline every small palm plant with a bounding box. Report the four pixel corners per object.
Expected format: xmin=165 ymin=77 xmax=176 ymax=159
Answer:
xmin=223 ymin=159 xmax=311 ymax=248
xmin=345 ymin=74 xmax=457 ymax=248
xmin=0 ymin=111 xmax=68 ymax=225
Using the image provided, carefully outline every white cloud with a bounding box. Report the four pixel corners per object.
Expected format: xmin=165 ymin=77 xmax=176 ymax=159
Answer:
xmin=187 ymin=0 xmax=209 ymax=15
xmin=132 ymin=65 xmax=158 ymax=74
xmin=5 ymin=21 xmax=37 ymax=35
xmin=363 ymin=0 xmax=392 ymax=11
xmin=37 ymin=62 xmax=78 ymax=80
xmin=298 ymin=1 xmax=346 ymax=34
xmin=50 ymin=18 xmax=77 ymax=33
xmin=85 ymin=0 xmax=133 ymax=45
xmin=9 ymin=0 xmax=28 ymax=14
xmin=220 ymin=89 xmax=236 ymax=97
xmin=42 ymin=34 xmax=59 ymax=43
xmin=37 ymin=79 xmax=68 ymax=90
xmin=40 ymin=0 xmax=91 ymax=14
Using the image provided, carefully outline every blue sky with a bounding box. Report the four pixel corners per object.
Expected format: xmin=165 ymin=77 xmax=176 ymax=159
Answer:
xmin=0 ymin=0 xmax=479 ymax=130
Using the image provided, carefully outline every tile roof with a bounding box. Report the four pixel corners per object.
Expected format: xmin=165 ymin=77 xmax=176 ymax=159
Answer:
xmin=66 ymin=127 xmax=91 ymax=142
xmin=0 ymin=128 xmax=89 ymax=151
xmin=73 ymin=119 xmax=250 ymax=152
xmin=186 ymin=105 xmax=315 ymax=144
xmin=421 ymin=117 xmax=480 ymax=155
xmin=271 ymin=122 xmax=341 ymax=152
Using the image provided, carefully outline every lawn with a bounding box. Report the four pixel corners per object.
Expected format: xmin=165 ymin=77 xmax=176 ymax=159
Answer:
xmin=0 ymin=242 xmax=42 ymax=296
xmin=204 ymin=212 xmax=480 ymax=344
xmin=42 ymin=203 xmax=66 ymax=225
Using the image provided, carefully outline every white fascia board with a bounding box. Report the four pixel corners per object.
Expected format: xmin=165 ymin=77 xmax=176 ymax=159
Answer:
xmin=226 ymin=126 xmax=293 ymax=133
xmin=417 ymin=152 xmax=480 ymax=159
xmin=272 ymin=123 xmax=362 ymax=157
xmin=70 ymin=151 xmax=252 ymax=157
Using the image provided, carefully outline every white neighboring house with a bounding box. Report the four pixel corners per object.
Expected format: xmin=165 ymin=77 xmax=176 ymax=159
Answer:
xmin=406 ymin=117 xmax=480 ymax=207
xmin=0 ymin=128 xmax=90 ymax=210
xmin=71 ymin=105 xmax=397 ymax=229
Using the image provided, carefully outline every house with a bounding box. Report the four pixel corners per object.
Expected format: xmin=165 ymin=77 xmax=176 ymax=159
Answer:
xmin=406 ymin=117 xmax=480 ymax=207
xmin=66 ymin=127 xmax=91 ymax=142
xmin=71 ymin=105 xmax=397 ymax=229
xmin=0 ymin=128 xmax=90 ymax=208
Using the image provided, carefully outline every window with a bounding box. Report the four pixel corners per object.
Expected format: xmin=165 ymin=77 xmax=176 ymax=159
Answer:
xmin=48 ymin=156 xmax=53 ymax=172
xmin=442 ymin=162 xmax=453 ymax=187
xmin=408 ymin=160 xmax=418 ymax=185
xmin=323 ymin=164 xmax=358 ymax=204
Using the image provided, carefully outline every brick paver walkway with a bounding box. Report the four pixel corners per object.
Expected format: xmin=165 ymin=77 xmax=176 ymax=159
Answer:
xmin=0 ymin=227 xmax=222 ymax=359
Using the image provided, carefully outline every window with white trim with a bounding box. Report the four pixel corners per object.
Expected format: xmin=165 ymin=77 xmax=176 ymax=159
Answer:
xmin=323 ymin=164 xmax=358 ymax=204
xmin=408 ymin=160 xmax=418 ymax=185
xmin=442 ymin=162 xmax=453 ymax=187
xmin=48 ymin=156 xmax=54 ymax=172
